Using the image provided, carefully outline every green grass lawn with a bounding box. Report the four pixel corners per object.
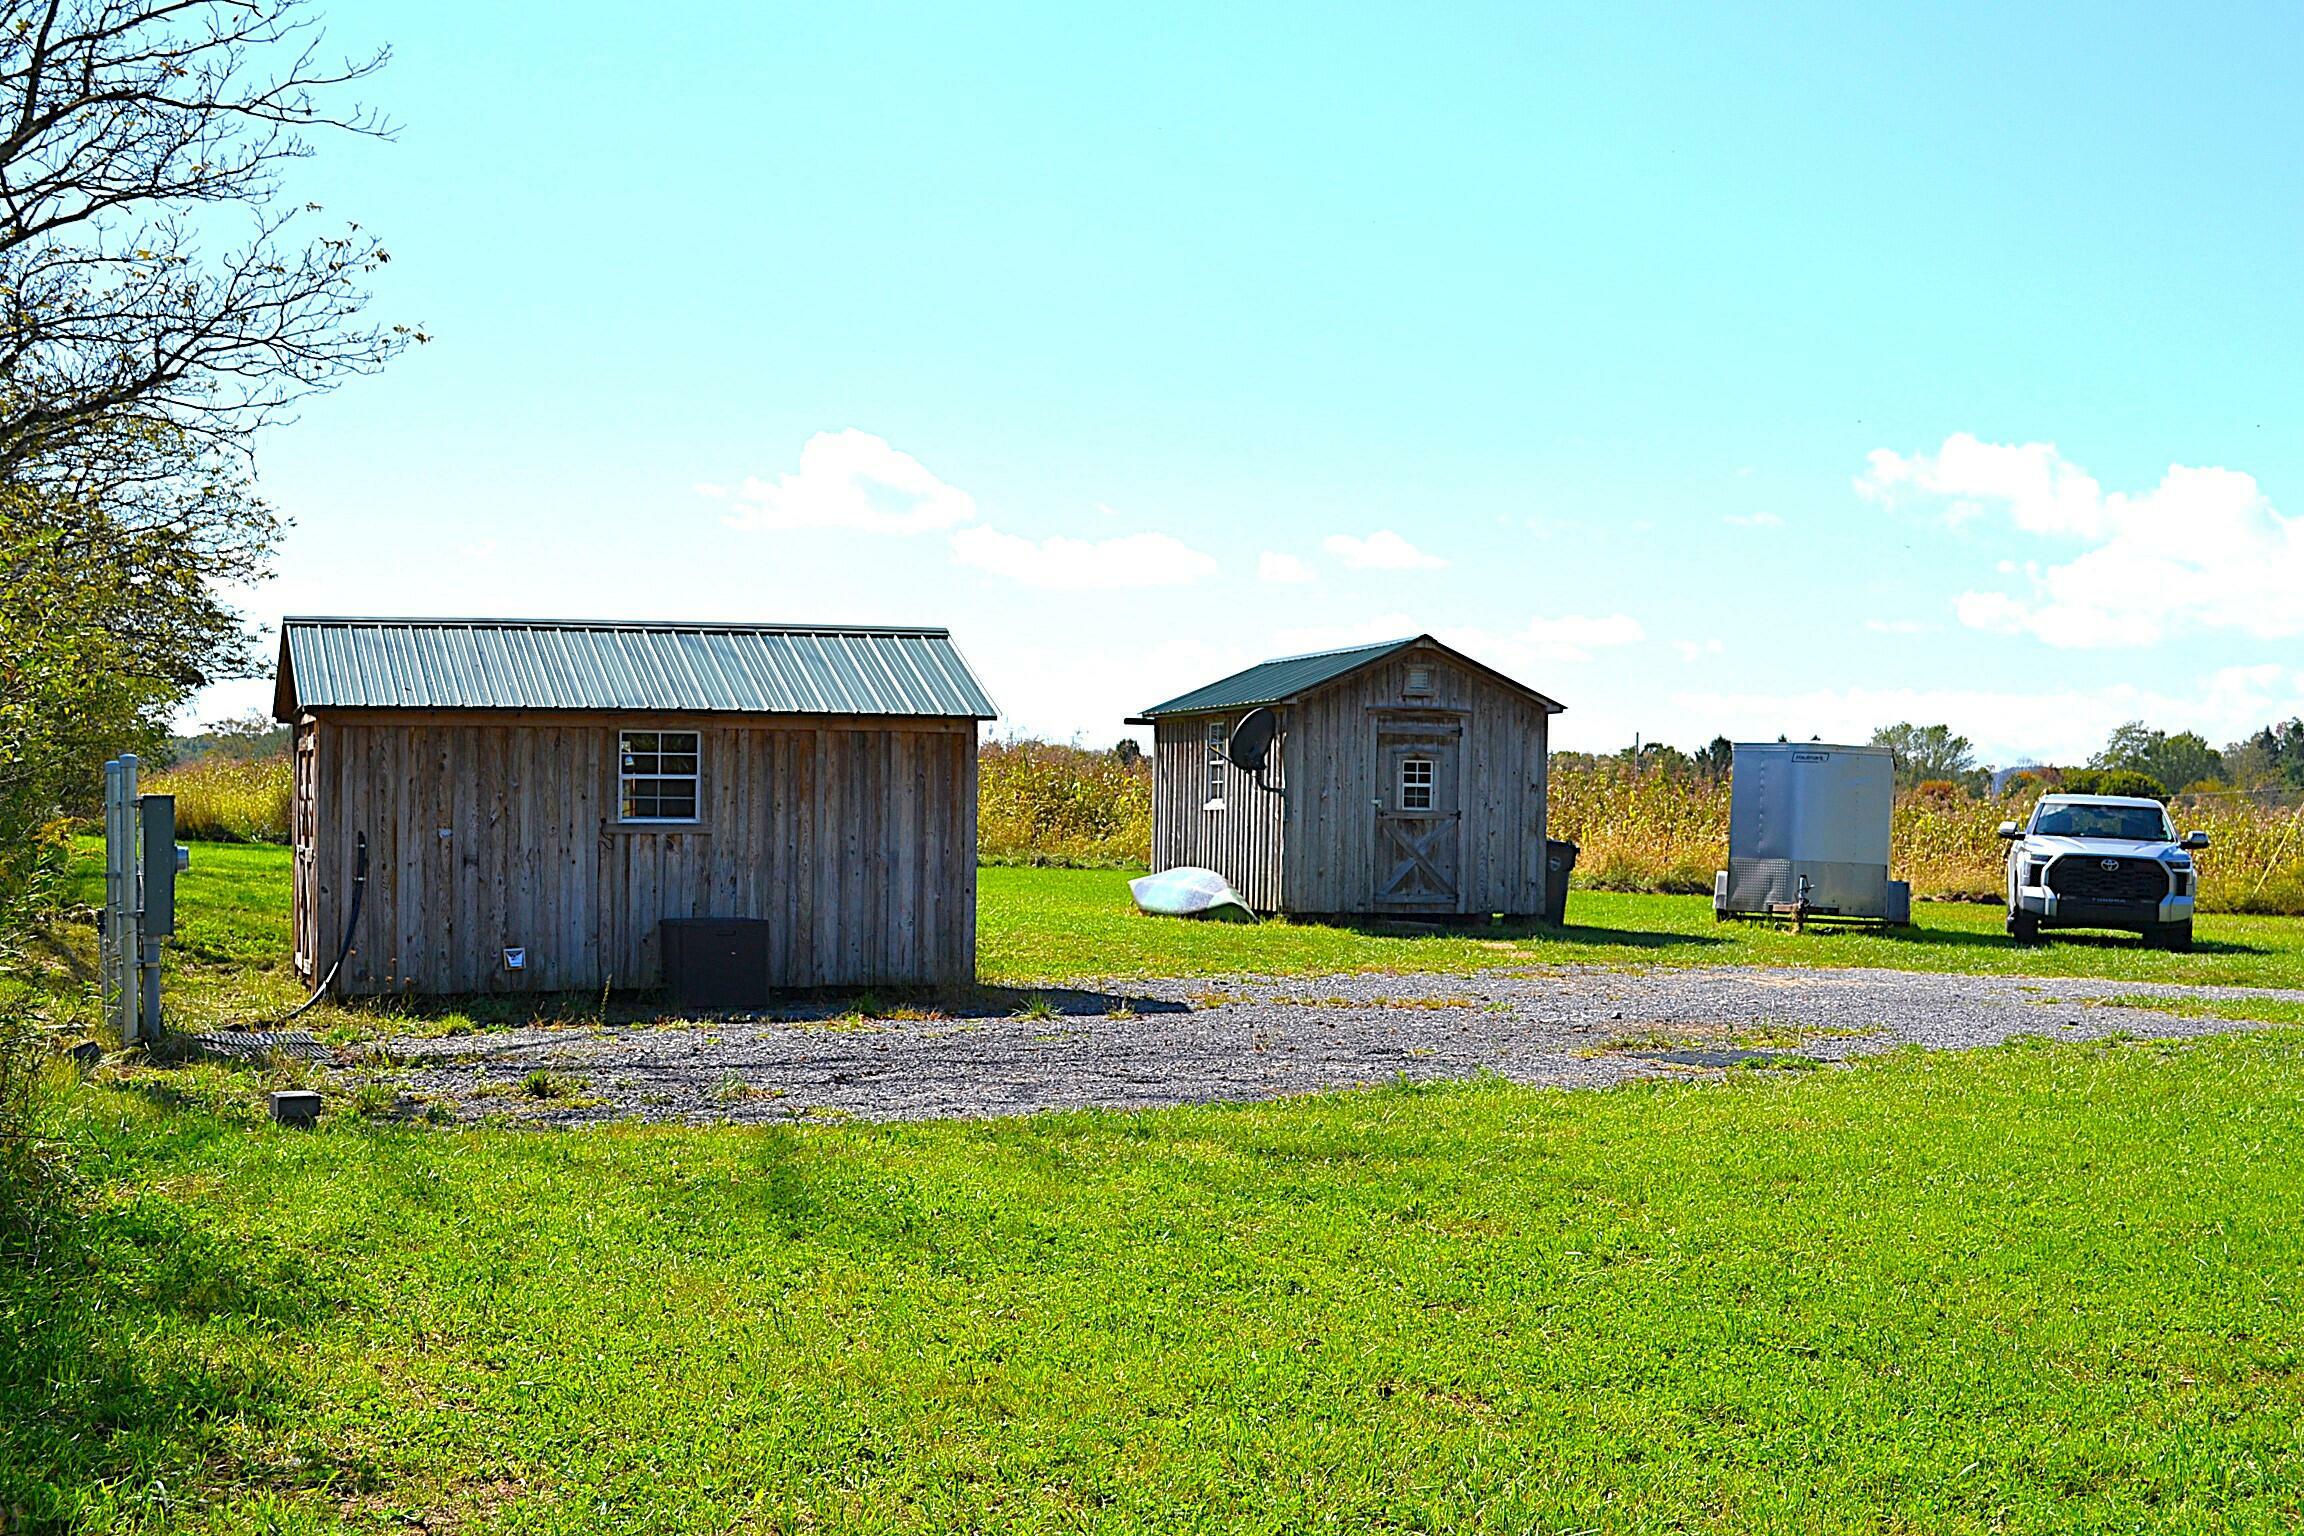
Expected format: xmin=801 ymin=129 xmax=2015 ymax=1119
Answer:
xmin=53 ymin=843 xmax=2304 ymax=1045
xmin=8 ymin=1032 xmax=2304 ymax=1533
xmin=982 ymin=866 xmax=2304 ymax=990
xmin=16 ymin=843 xmax=2304 ymax=1531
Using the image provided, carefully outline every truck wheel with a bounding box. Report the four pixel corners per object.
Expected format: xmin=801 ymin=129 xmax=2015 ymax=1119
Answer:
xmin=2154 ymin=921 xmax=2194 ymax=953
xmin=2007 ymin=911 xmax=2041 ymax=945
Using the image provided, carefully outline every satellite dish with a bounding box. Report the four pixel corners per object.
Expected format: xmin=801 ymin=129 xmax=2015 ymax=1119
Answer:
xmin=1228 ymin=707 xmax=1278 ymax=774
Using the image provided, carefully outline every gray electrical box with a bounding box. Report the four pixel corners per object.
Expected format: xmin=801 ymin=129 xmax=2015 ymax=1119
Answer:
xmin=139 ymin=794 xmax=180 ymax=937
xmin=1714 ymin=743 xmax=1911 ymax=923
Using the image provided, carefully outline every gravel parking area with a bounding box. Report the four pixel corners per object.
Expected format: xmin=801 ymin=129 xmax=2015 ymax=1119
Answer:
xmin=365 ymin=966 xmax=2304 ymax=1126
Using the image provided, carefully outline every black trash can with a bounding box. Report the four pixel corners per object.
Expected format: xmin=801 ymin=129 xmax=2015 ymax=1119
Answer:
xmin=1543 ymin=839 xmax=1578 ymax=925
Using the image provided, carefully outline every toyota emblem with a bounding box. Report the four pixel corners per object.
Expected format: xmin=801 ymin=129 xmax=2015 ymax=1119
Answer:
xmin=2099 ymin=858 xmax=2120 ymax=872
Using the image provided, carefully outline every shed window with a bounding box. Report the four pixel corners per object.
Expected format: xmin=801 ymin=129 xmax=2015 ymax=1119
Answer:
xmin=1206 ymin=720 xmax=1229 ymax=807
xmin=620 ymin=730 xmax=701 ymax=822
xmin=1399 ymin=756 xmax=1435 ymax=811
xmin=1405 ymin=665 xmax=1435 ymax=695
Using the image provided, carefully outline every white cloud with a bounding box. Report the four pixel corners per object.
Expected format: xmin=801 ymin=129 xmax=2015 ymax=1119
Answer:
xmin=1323 ymin=529 xmax=1447 ymax=570
xmin=1860 ymin=433 xmax=2304 ymax=647
xmin=1723 ymin=512 xmax=1783 ymax=529
xmin=1272 ymin=613 xmax=1420 ymax=654
xmin=712 ymin=429 xmax=978 ymax=534
xmin=1257 ymin=551 xmax=1317 ymax=585
xmin=1514 ymin=614 xmax=1645 ymax=660
xmin=948 ymin=526 xmax=1218 ymax=589
xmin=1439 ymin=613 xmax=1647 ymax=672
xmin=1675 ymin=638 xmax=1725 ymax=662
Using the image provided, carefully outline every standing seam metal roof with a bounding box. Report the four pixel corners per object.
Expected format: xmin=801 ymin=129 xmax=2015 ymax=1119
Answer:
xmin=1131 ymin=638 xmax=1419 ymax=719
xmin=1130 ymin=634 xmax=1566 ymax=720
xmin=274 ymin=618 xmax=998 ymax=719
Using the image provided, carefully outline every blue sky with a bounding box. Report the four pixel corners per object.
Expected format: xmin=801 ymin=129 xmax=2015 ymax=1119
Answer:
xmin=201 ymin=1 xmax=2304 ymax=764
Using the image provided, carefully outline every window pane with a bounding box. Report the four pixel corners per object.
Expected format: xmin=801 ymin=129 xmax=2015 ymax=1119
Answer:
xmin=620 ymin=731 xmax=701 ymax=821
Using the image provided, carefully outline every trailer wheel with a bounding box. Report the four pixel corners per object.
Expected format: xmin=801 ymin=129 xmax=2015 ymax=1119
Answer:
xmin=2007 ymin=911 xmax=2042 ymax=945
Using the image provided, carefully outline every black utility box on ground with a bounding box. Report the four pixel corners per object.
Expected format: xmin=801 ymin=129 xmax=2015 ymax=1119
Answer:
xmin=661 ymin=919 xmax=773 ymax=1010
xmin=1543 ymin=839 xmax=1578 ymax=925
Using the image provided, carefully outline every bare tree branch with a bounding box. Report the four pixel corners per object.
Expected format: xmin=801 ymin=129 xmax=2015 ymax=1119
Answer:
xmin=0 ymin=0 xmax=416 ymax=476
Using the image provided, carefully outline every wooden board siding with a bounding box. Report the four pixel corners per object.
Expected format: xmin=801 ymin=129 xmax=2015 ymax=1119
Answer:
xmin=296 ymin=711 xmax=977 ymax=995
xmin=1283 ymin=646 xmax=1549 ymax=916
xmin=1150 ymin=714 xmax=1288 ymax=911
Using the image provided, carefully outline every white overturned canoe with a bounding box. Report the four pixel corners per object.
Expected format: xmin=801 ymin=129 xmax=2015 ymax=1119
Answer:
xmin=1129 ymin=866 xmax=1258 ymax=923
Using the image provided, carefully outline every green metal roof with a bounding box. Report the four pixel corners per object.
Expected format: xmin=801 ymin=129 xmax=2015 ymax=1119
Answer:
xmin=1130 ymin=634 xmax=1565 ymax=721
xmin=274 ymin=617 xmax=998 ymax=720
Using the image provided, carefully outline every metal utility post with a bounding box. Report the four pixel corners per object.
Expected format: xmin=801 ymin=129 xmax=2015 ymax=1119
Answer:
xmin=102 ymin=754 xmax=139 ymax=1043
xmin=100 ymin=755 xmax=186 ymax=1045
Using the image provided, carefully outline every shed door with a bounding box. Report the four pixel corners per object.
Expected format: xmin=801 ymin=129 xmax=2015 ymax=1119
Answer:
xmin=292 ymin=726 xmax=318 ymax=979
xmin=1373 ymin=728 xmax=1462 ymax=911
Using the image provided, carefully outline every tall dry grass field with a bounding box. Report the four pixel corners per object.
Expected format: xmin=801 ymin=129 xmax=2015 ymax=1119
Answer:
xmin=978 ymin=740 xmax=1153 ymax=868
xmin=144 ymin=756 xmax=293 ymax=843
xmin=1552 ymin=762 xmax=2304 ymax=914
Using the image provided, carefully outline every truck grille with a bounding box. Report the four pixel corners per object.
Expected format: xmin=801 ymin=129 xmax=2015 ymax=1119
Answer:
xmin=2046 ymin=857 xmax=2169 ymax=903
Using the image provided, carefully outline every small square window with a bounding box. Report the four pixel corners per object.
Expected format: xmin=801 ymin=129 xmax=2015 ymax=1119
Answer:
xmin=1399 ymin=756 xmax=1435 ymax=811
xmin=1405 ymin=665 xmax=1435 ymax=695
xmin=620 ymin=730 xmax=701 ymax=822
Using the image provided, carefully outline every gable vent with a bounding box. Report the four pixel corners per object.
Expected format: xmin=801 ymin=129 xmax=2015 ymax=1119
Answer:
xmin=1404 ymin=665 xmax=1435 ymax=695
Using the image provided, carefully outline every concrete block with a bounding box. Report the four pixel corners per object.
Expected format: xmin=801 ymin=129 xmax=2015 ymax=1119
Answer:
xmin=269 ymin=1089 xmax=323 ymax=1128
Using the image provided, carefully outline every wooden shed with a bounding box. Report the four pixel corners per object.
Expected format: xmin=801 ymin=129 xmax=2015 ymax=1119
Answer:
xmin=1128 ymin=635 xmax=1564 ymax=919
xmin=273 ymin=617 xmax=997 ymax=996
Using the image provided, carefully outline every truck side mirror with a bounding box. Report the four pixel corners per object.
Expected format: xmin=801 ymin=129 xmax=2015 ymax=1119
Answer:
xmin=1996 ymin=820 xmax=2021 ymax=840
xmin=2182 ymin=830 xmax=2210 ymax=850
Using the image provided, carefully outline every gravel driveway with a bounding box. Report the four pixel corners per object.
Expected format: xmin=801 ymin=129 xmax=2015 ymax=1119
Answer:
xmin=364 ymin=966 xmax=2304 ymax=1126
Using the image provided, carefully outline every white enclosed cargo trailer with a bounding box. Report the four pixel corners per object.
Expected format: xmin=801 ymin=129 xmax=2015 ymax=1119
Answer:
xmin=1714 ymin=742 xmax=1911 ymax=925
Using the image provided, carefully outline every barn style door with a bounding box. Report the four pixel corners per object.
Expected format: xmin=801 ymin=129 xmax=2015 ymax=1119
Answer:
xmin=1372 ymin=727 xmax=1462 ymax=911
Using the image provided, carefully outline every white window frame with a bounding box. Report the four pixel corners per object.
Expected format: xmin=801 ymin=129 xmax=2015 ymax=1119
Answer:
xmin=1205 ymin=719 xmax=1229 ymax=810
xmin=619 ymin=729 xmax=702 ymax=824
xmin=1399 ymin=755 xmax=1435 ymax=812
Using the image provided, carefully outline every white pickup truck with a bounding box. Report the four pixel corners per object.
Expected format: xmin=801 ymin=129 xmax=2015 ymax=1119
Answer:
xmin=1998 ymin=794 xmax=2209 ymax=951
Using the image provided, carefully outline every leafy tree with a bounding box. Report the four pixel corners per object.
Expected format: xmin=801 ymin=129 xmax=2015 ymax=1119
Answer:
xmin=0 ymin=2 xmax=406 ymax=959
xmin=2223 ymin=720 xmax=2304 ymax=792
xmin=1696 ymin=736 xmax=1734 ymax=782
xmin=2092 ymin=721 xmax=2224 ymax=794
xmin=2060 ymin=767 xmax=2170 ymax=802
xmin=1109 ymin=737 xmax=1144 ymax=769
xmin=1870 ymin=722 xmax=1982 ymax=791
xmin=168 ymin=710 xmax=292 ymax=766
xmin=1616 ymin=741 xmax=1692 ymax=776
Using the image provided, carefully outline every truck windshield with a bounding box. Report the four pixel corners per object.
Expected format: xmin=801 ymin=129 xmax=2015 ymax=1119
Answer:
xmin=2031 ymin=802 xmax=2173 ymax=841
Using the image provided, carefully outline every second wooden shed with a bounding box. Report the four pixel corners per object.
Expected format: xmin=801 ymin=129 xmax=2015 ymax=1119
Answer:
xmin=274 ymin=616 xmax=997 ymax=996
xmin=1129 ymin=635 xmax=1564 ymax=919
